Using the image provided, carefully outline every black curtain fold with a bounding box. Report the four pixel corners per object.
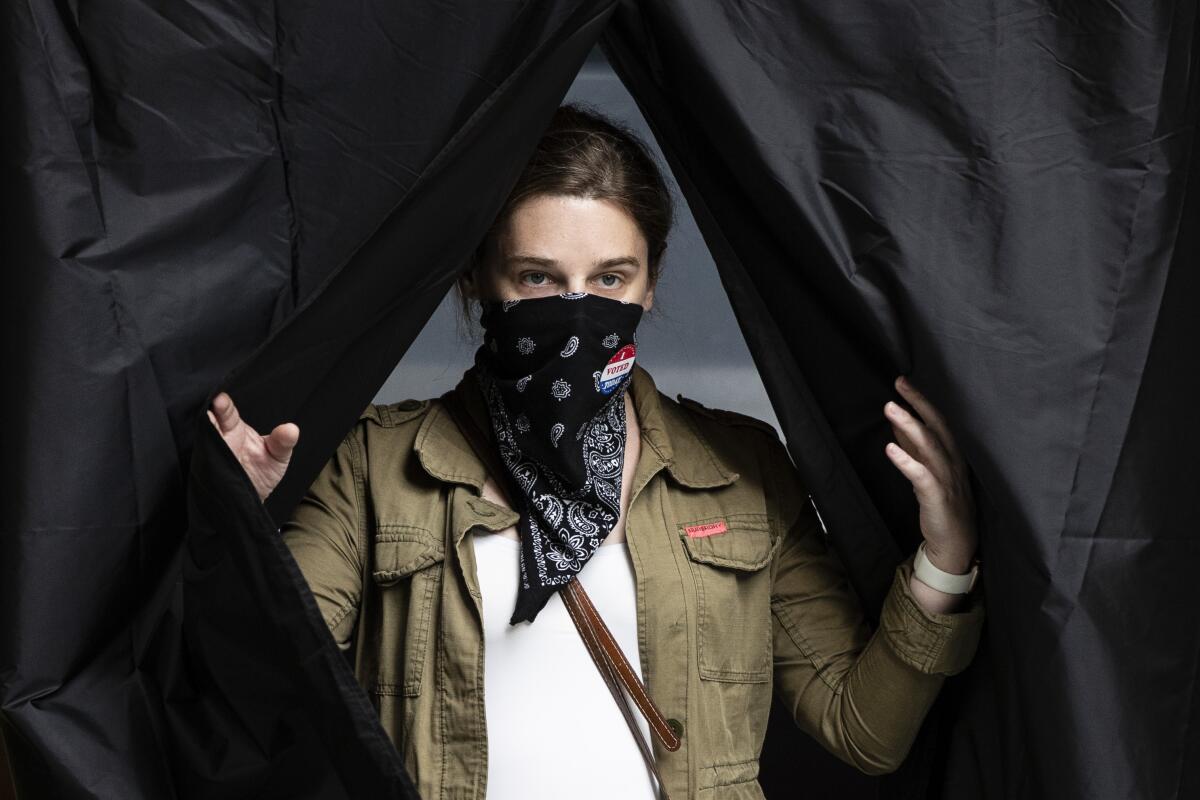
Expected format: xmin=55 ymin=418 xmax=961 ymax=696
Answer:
xmin=601 ymin=3 xmax=1200 ymax=798
xmin=4 ymin=1 xmax=618 ymax=796
xmin=5 ymin=0 xmax=1197 ymax=798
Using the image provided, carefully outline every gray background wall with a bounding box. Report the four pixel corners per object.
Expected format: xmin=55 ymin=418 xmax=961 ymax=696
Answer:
xmin=374 ymin=48 xmax=779 ymax=435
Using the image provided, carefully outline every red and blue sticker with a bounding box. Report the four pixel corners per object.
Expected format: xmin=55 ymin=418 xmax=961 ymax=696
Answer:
xmin=598 ymin=344 xmax=636 ymax=395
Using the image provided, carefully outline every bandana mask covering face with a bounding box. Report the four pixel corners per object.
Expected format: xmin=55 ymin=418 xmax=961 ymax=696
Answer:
xmin=472 ymin=291 xmax=645 ymax=624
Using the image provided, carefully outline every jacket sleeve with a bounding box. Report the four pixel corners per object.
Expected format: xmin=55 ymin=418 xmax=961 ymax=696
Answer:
xmin=765 ymin=441 xmax=986 ymax=776
xmin=280 ymin=427 xmax=368 ymax=652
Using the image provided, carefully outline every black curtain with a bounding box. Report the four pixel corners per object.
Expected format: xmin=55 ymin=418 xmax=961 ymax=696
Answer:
xmin=4 ymin=1 xmax=618 ymax=796
xmin=601 ymin=4 xmax=1200 ymax=798
xmin=4 ymin=0 xmax=1197 ymax=798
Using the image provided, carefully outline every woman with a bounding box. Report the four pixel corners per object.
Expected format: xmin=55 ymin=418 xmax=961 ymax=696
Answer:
xmin=208 ymin=103 xmax=985 ymax=800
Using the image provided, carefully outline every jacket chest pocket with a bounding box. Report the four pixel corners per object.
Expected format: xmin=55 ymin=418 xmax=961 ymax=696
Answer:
xmin=679 ymin=513 xmax=779 ymax=683
xmin=369 ymin=524 xmax=445 ymax=697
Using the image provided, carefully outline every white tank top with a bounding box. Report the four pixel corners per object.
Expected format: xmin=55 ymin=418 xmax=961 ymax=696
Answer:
xmin=471 ymin=530 xmax=659 ymax=800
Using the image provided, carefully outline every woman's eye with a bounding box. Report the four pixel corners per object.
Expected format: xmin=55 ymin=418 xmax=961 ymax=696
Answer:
xmin=523 ymin=272 xmax=548 ymax=286
xmin=598 ymin=274 xmax=621 ymax=288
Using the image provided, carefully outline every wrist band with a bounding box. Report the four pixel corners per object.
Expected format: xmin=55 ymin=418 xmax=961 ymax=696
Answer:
xmin=914 ymin=540 xmax=980 ymax=594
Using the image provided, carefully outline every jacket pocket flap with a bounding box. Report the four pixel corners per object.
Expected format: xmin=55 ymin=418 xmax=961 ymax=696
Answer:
xmin=371 ymin=525 xmax=444 ymax=583
xmin=679 ymin=513 xmax=776 ymax=570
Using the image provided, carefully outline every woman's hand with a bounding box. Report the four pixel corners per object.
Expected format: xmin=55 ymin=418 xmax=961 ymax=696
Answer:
xmin=882 ymin=375 xmax=978 ymax=610
xmin=207 ymin=391 xmax=300 ymax=503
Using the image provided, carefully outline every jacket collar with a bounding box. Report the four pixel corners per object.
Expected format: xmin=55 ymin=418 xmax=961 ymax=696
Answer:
xmin=413 ymin=363 xmax=739 ymax=494
xmin=626 ymin=364 xmax=740 ymax=489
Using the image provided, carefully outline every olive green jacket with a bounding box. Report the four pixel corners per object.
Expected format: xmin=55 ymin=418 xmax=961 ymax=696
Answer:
xmin=281 ymin=364 xmax=986 ymax=800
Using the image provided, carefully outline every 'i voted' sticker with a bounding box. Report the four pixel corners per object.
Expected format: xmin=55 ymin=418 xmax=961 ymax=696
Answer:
xmin=598 ymin=344 xmax=636 ymax=394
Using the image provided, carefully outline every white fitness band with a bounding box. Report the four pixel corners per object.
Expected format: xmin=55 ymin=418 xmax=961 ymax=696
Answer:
xmin=914 ymin=540 xmax=980 ymax=594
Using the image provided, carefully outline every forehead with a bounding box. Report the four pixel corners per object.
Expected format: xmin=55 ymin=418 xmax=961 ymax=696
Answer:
xmin=501 ymin=194 xmax=646 ymax=256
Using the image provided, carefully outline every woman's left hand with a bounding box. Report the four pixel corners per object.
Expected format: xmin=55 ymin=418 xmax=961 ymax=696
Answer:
xmin=883 ymin=375 xmax=978 ymax=575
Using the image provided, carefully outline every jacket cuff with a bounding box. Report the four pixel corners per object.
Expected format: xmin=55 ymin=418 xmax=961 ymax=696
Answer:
xmin=878 ymin=552 xmax=986 ymax=676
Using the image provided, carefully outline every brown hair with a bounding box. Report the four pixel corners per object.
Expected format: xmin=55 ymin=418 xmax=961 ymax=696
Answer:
xmin=457 ymin=102 xmax=674 ymax=323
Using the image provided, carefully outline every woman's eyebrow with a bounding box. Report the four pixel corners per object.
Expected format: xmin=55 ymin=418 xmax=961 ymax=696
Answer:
xmin=505 ymin=255 xmax=641 ymax=269
xmin=506 ymin=254 xmax=557 ymax=267
xmin=594 ymin=256 xmax=640 ymax=270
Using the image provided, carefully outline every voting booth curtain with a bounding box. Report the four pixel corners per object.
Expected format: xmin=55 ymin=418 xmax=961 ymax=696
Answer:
xmin=4 ymin=0 xmax=1197 ymax=798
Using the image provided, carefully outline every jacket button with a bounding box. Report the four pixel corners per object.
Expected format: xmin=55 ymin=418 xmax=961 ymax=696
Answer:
xmin=666 ymin=718 xmax=684 ymax=739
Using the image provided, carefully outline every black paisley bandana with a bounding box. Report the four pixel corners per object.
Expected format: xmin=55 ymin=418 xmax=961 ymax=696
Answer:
xmin=472 ymin=291 xmax=644 ymax=624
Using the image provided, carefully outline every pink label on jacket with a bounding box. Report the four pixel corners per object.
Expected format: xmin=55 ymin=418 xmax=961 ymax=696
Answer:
xmin=684 ymin=521 xmax=728 ymax=538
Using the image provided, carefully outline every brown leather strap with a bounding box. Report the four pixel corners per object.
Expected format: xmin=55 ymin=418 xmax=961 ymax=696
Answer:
xmin=563 ymin=579 xmax=681 ymax=752
xmin=440 ymin=387 xmax=679 ymax=795
xmin=561 ymin=578 xmax=675 ymax=799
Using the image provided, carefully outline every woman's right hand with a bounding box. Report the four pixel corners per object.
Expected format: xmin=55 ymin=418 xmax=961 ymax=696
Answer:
xmin=207 ymin=391 xmax=300 ymax=502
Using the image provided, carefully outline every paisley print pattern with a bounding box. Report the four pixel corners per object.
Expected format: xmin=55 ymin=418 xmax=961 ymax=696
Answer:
xmin=472 ymin=292 xmax=644 ymax=624
xmin=476 ymin=370 xmax=629 ymax=621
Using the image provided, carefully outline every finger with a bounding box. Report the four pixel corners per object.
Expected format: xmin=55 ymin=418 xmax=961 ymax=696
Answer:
xmin=263 ymin=422 xmax=300 ymax=464
xmin=207 ymin=409 xmax=220 ymax=430
xmin=210 ymin=392 xmax=243 ymax=435
xmin=894 ymin=376 xmax=962 ymax=462
xmin=888 ymin=419 xmax=918 ymax=458
xmin=884 ymin=441 xmax=943 ymax=504
xmin=884 ymin=400 xmax=950 ymax=480
xmin=889 ymin=424 xmax=923 ymax=477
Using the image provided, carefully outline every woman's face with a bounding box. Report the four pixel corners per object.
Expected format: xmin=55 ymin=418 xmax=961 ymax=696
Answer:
xmin=461 ymin=194 xmax=656 ymax=310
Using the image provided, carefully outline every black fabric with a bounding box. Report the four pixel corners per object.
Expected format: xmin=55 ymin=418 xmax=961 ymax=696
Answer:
xmin=598 ymin=4 xmax=1200 ymax=799
xmin=4 ymin=1 xmax=619 ymax=797
xmin=5 ymin=1 xmax=1198 ymax=799
xmin=474 ymin=292 xmax=643 ymax=624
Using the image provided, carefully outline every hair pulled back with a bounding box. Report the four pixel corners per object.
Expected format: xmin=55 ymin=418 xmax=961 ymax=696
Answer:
xmin=459 ymin=102 xmax=674 ymax=318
